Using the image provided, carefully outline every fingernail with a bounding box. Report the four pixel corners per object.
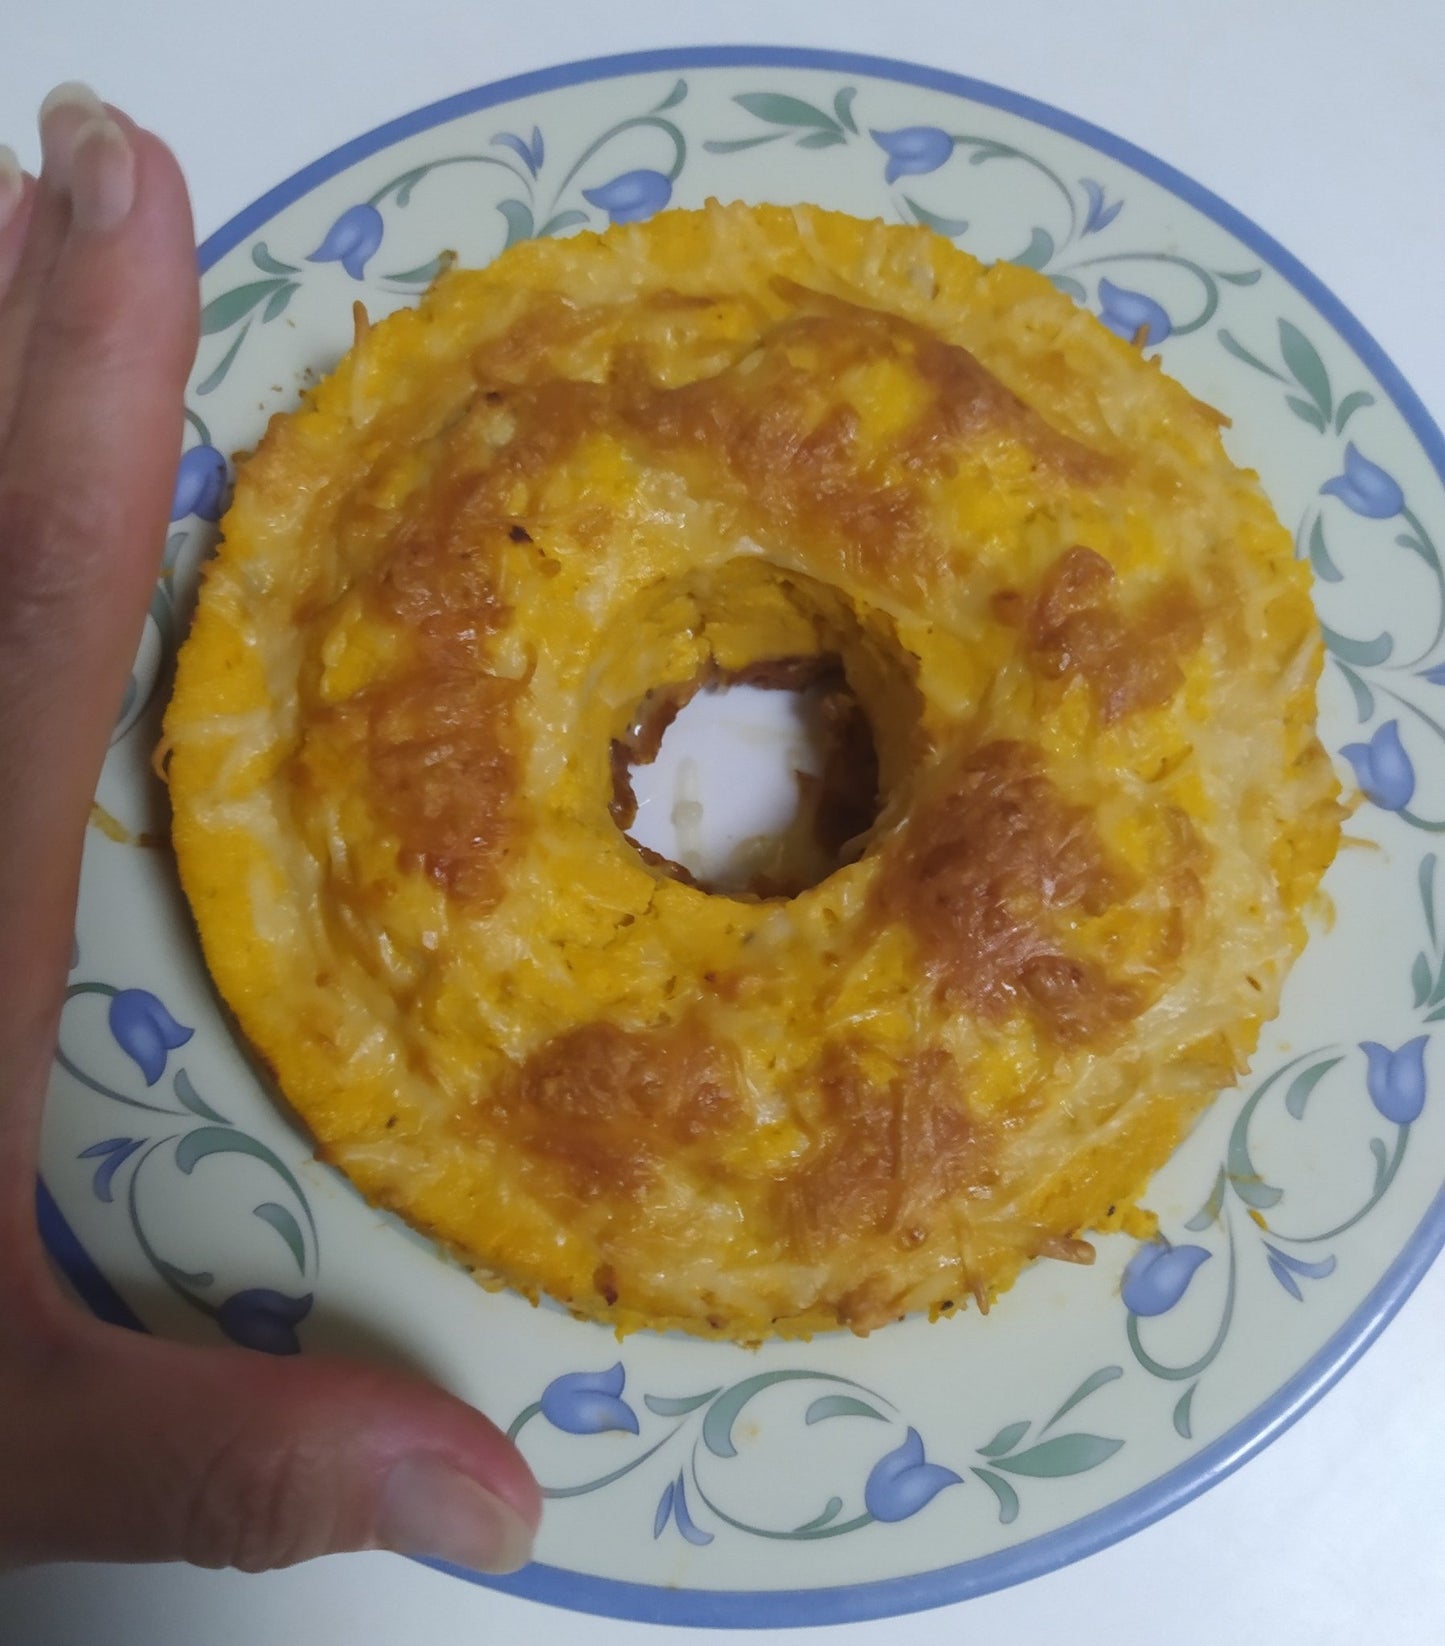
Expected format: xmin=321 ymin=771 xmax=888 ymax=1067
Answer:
xmin=377 ymin=1457 xmax=535 ymax=1575
xmin=0 ymin=146 xmax=22 ymax=233
xmin=68 ymin=118 xmax=135 ymax=233
xmin=38 ymin=81 xmax=105 ymax=190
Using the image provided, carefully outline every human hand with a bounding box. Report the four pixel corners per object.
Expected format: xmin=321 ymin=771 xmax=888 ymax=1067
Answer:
xmin=0 ymin=85 xmax=540 ymax=1574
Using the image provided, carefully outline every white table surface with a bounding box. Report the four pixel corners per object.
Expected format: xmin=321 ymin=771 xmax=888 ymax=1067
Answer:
xmin=4 ymin=2 xmax=1445 ymax=1641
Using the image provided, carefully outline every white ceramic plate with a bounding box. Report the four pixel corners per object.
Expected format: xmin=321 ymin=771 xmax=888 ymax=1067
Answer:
xmin=39 ymin=48 xmax=1445 ymax=1628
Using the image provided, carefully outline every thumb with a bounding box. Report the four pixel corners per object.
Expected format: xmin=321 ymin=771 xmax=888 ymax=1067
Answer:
xmin=4 ymin=1307 xmax=541 ymax=1572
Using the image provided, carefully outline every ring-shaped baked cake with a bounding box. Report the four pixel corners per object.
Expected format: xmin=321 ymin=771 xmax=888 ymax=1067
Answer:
xmin=165 ymin=202 xmax=1341 ymax=1339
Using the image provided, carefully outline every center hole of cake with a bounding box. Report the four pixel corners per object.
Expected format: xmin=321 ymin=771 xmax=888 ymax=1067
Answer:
xmin=612 ymin=658 xmax=881 ymax=898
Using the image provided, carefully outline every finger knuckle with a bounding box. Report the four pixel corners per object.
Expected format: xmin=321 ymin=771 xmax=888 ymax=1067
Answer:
xmin=0 ymin=477 xmax=95 ymax=636
xmin=182 ymin=1429 xmax=339 ymax=1572
xmin=34 ymin=298 xmax=134 ymax=373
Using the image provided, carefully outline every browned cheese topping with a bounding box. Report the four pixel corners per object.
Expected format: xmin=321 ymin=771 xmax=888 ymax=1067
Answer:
xmin=166 ymin=204 xmax=1341 ymax=1341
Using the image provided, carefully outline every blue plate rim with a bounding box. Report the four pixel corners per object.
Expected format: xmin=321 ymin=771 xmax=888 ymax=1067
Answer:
xmin=44 ymin=43 xmax=1445 ymax=1630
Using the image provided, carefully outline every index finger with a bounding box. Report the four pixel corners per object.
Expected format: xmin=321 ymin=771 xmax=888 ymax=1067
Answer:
xmin=0 ymin=98 xmax=197 ymax=1208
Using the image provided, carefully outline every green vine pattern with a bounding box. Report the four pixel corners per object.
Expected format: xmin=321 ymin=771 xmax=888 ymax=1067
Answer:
xmin=507 ymin=1360 xmax=1123 ymax=1546
xmin=192 ymin=78 xmax=691 ymax=399
xmin=1211 ymin=312 xmax=1445 ymax=833
xmin=121 ymin=65 xmax=1442 ymax=1523
xmin=57 ymin=977 xmax=319 ymax=1355
xmin=1124 ymin=853 xmax=1436 ymax=1436
xmin=168 ymin=77 xmax=1445 ymax=852
xmin=702 ymin=85 xmax=1262 ymax=329
xmin=1219 ymin=319 xmax=1376 ymax=437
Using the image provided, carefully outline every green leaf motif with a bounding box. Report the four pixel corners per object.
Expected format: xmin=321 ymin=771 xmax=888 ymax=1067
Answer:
xmin=902 ymin=195 xmax=969 ymax=238
xmin=834 ymin=86 xmax=859 ymax=134
xmin=161 ymin=530 xmax=187 ymax=572
xmin=1370 ymin=1136 xmax=1390 ymax=1190
xmin=1217 ymin=328 xmax=1287 ymax=382
xmin=1308 ymin=516 xmax=1343 ymax=583
xmin=1050 ymin=273 xmax=1088 ymax=304
xmin=971 ymin=1466 xmax=1020 ymax=1524
xmin=1042 ymin=1365 xmax=1123 ymax=1433
xmin=1413 ymin=952 xmax=1433 ymax=1009
xmin=261 ymin=282 xmax=298 ymax=324
xmin=1173 ymin=1383 xmax=1198 ymax=1439
xmin=1284 ymin=1056 xmax=1343 ymax=1120
xmin=146 ymin=587 xmax=175 ymax=658
xmin=733 ymin=92 xmax=841 ymax=132
xmin=173 ymin=1068 xmax=229 ymax=1125
xmin=643 ymin=1388 xmax=720 ymax=1417
xmin=496 ymin=198 xmax=535 ymax=249
xmin=702 ymin=133 xmax=784 ymax=155
xmin=200 ymin=278 xmax=288 ymax=336
xmin=797 ymin=129 xmax=847 ymax=150
xmin=1286 ymin=395 xmax=1328 ymax=433
xmin=700 ymin=1371 xmax=863 ymax=1459
xmin=383 ymin=253 xmax=451 ymax=284
xmin=1009 ymin=227 xmax=1055 ymax=270
xmin=176 ymin=1126 xmax=276 ymax=1174
xmin=1227 ymin=1172 xmax=1283 ymax=1210
xmin=977 ymin=1419 xmax=1030 ymax=1458
xmin=1396 ymin=529 xmax=1442 ymax=572
xmin=1215 ymin=267 xmax=1263 ymax=286
xmin=1335 ymin=661 xmax=1375 ymax=723
xmin=253 ymin=1200 xmax=307 ymax=1272
xmin=793 ymin=1496 xmax=844 ymax=1533
xmin=1421 ymin=853 xmax=1438 ymax=947
xmin=251 ymin=241 xmax=299 ymax=276
xmin=388 ymin=165 xmax=431 ymax=208
xmin=1320 ymin=622 xmax=1393 ymax=667
xmin=991 ymin=1433 xmax=1123 ymax=1478
xmin=172 ymin=1126 xmax=317 ymax=1248
xmin=157 ymin=1256 xmax=214 ymax=1290
xmin=1335 ymin=389 xmax=1375 ymax=433
xmin=1278 ymin=319 xmax=1332 ymax=419
xmin=966 ymin=139 xmax=1018 ymax=166
xmin=195 ymin=323 xmax=251 ymax=397
xmin=654 ymin=77 xmax=688 ymax=112
xmin=540 ymin=210 xmax=588 ymax=238
xmin=1186 ymin=1166 xmax=1227 ymax=1231
xmin=804 ymin=1394 xmax=886 ymax=1425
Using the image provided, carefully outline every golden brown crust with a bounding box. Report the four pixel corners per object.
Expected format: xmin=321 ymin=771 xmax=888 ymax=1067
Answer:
xmin=871 ymin=740 xmax=1145 ymax=1042
xmin=164 ymin=203 xmax=1341 ymax=1340
xmin=1021 ymin=545 xmax=1203 ymax=723
xmin=778 ymin=1045 xmax=997 ymax=1272
xmin=483 ymin=1016 xmax=740 ymax=1208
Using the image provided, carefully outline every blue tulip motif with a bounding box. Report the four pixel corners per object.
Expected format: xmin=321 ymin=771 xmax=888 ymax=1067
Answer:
xmin=862 ymin=1427 xmax=962 ymax=1523
xmin=540 ymin=1362 xmax=639 ymax=1435
xmin=869 ymin=126 xmax=955 ymax=183
xmin=306 ymin=202 xmax=386 ymax=280
xmin=653 ymin=1472 xmax=713 ymax=1546
xmin=1097 ymin=278 xmax=1172 ymax=346
xmin=581 ymin=169 xmax=673 ymax=226
xmin=1420 ymin=662 xmax=1445 ymax=686
xmin=1340 ymin=720 xmax=1415 ymax=812
xmin=170 ymin=444 xmax=228 ymax=522
xmin=108 ymin=989 xmax=194 ymax=1086
xmin=1120 ymin=1239 xmax=1212 ymax=1317
xmin=216 ymin=1287 xmax=312 ymax=1355
xmin=1362 ymin=1036 xmax=1429 ymax=1124
xmin=1320 ymin=443 xmax=1404 ymax=519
